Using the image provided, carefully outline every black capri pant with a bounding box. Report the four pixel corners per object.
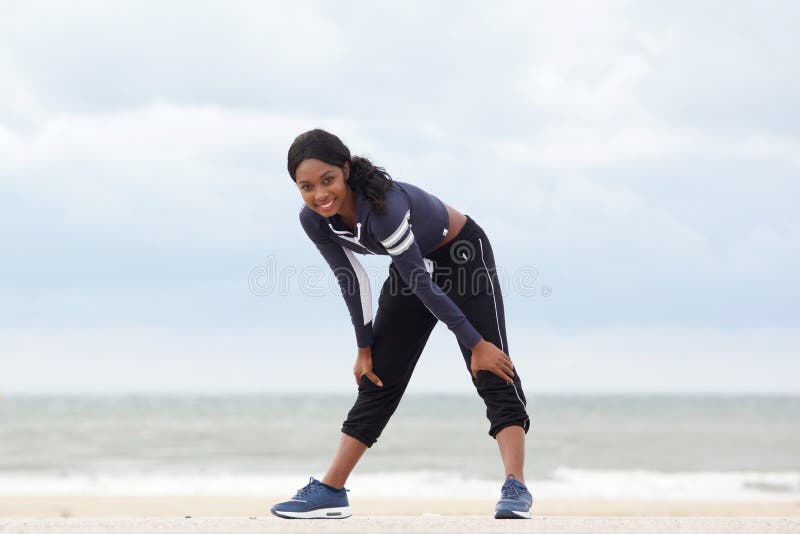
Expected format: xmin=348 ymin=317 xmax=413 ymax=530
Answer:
xmin=341 ymin=216 xmax=531 ymax=447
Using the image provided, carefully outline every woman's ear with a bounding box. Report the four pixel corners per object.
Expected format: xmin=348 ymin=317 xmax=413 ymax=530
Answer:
xmin=343 ymin=161 xmax=350 ymax=181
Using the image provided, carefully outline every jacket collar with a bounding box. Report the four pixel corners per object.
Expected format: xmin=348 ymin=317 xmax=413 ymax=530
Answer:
xmin=327 ymin=188 xmax=366 ymax=238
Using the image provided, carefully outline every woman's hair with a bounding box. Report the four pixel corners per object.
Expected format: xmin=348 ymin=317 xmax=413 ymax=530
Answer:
xmin=287 ymin=129 xmax=394 ymax=215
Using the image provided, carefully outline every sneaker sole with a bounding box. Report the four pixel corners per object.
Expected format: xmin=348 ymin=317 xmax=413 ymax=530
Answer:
xmin=271 ymin=506 xmax=352 ymax=519
xmin=494 ymin=508 xmax=531 ymax=519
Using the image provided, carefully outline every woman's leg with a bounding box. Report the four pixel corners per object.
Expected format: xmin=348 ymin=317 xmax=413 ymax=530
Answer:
xmin=496 ymin=425 xmax=526 ymax=484
xmin=447 ymin=229 xmax=530 ymax=481
xmin=325 ymin=266 xmax=438 ymax=487
xmin=322 ymin=433 xmax=368 ymax=488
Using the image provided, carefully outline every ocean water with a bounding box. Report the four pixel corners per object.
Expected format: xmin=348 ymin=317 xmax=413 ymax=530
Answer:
xmin=0 ymin=394 xmax=798 ymax=500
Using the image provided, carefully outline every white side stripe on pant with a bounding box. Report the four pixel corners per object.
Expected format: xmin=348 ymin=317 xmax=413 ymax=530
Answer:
xmin=478 ymin=238 xmax=527 ymax=409
xmin=477 ymin=238 xmax=504 ymax=353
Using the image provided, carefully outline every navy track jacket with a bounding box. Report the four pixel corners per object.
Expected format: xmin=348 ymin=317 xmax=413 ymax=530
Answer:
xmin=299 ymin=181 xmax=482 ymax=349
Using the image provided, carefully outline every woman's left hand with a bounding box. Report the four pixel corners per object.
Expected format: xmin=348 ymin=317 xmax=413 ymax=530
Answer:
xmin=469 ymin=338 xmax=515 ymax=384
xmin=353 ymin=346 xmax=383 ymax=387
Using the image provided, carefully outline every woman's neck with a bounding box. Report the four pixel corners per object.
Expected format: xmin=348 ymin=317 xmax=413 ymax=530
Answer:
xmin=337 ymin=190 xmax=357 ymax=231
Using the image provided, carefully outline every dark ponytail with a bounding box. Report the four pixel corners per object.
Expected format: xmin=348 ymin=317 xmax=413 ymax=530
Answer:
xmin=287 ymin=129 xmax=394 ymax=215
xmin=347 ymin=155 xmax=393 ymax=215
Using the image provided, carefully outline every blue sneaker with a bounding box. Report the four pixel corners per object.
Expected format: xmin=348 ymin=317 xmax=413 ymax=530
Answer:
xmin=270 ymin=477 xmax=351 ymax=519
xmin=494 ymin=475 xmax=532 ymax=519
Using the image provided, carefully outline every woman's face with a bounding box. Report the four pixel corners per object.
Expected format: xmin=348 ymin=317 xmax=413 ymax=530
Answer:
xmin=295 ymin=158 xmax=351 ymax=217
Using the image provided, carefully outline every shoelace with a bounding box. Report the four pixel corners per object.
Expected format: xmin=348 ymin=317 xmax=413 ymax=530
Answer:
xmin=501 ymin=480 xmax=523 ymax=499
xmin=293 ymin=477 xmax=320 ymax=499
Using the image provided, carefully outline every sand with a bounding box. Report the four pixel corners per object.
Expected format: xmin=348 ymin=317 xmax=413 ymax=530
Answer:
xmin=1 ymin=498 xmax=799 ymax=533
xmin=1 ymin=497 xmax=799 ymax=517
xmin=1 ymin=516 xmax=799 ymax=534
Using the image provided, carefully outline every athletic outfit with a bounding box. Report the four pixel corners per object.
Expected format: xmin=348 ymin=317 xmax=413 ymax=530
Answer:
xmin=272 ymin=180 xmax=533 ymax=519
xmin=299 ymin=181 xmax=530 ymax=446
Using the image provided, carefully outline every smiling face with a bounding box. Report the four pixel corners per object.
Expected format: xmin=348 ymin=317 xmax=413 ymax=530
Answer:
xmin=295 ymin=158 xmax=352 ymax=218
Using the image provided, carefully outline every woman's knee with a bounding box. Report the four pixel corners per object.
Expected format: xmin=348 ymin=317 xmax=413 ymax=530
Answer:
xmin=472 ymin=370 xmax=529 ymax=434
xmin=342 ymin=380 xmax=406 ymax=447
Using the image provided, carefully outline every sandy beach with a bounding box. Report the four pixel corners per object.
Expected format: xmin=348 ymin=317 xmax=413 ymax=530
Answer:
xmin=1 ymin=516 xmax=800 ymax=534
xmin=1 ymin=496 xmax=800 ymax=517
xmin=2 ymin=498 xmax=799 ymax=533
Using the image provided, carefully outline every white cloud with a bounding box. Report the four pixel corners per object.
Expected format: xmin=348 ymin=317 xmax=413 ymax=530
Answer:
xmin=0 ymin=53 xmax=44 ymax=132
xmin=0 ymin=103 xmax=359 ymax=249
xmin=494 ymin=2 xmax=676 ymax=125
xmin=0 ymin=0 xmax=798 ymax=357
xmin=0 ymin=1 xmax=347 ymax=113
xmin=492 ymin=125 xmax=800 ymax=171
xmin=520 ymin=51 xmax=655 ymax=124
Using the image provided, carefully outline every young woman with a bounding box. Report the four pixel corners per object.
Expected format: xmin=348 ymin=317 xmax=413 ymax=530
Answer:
xmin=270 ymin=129 xmax=532 ymax=520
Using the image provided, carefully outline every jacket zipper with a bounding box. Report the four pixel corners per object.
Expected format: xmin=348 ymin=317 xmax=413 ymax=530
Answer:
xmin=328 ymin=222 xmax=376 ymax=254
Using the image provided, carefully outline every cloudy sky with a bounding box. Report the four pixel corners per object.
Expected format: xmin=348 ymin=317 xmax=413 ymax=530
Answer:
xmin=1 ymin=0 xmax=798 ymax=394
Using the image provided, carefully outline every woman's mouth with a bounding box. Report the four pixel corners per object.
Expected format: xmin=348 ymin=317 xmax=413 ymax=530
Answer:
xmin=318 ymin=198 xmax=335 ymax=210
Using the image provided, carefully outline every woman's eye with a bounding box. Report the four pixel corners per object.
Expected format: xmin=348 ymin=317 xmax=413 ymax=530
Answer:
xmin=302 ymin=185 xmax=311 ymax=191
xmin=323 ymin=177 xmax=333 ymax=184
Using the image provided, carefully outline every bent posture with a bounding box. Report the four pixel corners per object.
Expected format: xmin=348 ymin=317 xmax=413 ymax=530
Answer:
xmin=270 ymin=129 xmax=532 ymax=519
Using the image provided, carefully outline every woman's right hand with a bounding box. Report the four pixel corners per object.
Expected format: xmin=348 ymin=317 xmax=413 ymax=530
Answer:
xmin=353 ymin=346 xmax=383 ymax=387
xmin=470 ymin=338 xmax=515 ymax=384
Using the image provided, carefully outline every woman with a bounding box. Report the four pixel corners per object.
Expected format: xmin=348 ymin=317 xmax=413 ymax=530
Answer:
xmin=270 ymin=129 xmax=532 ymax=520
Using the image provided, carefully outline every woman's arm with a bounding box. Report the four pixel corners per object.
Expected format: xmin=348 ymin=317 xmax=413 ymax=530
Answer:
xmin=378 ymin=220 xmax=516 ymax=383
xmin=370 ymin=196 xmax=481 ymax=349
xmin=300 ymin=208 xmax=374 ymax=348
